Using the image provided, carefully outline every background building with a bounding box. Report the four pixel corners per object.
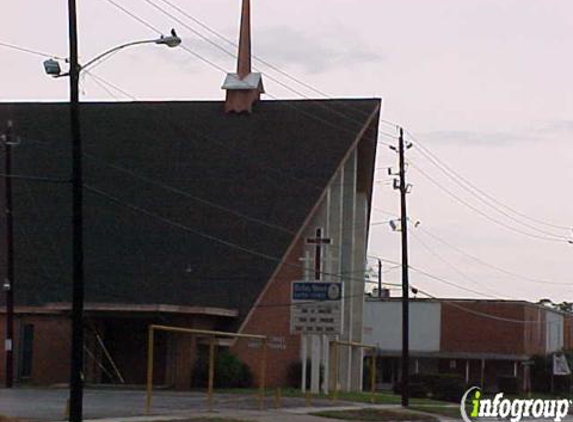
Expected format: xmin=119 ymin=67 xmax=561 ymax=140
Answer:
xmin=364 ymin=298 xmax=573 ymax=391
xmin=0 ymin=0 xmax=380 ymax=390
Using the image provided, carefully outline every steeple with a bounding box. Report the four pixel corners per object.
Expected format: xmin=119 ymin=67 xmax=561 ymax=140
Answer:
xmin=222 ymin=0 xmax=264 ymax=113
xmin=237 ymin=0 xmax=252 ymax=79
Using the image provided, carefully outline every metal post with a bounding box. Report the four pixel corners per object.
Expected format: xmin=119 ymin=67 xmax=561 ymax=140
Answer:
xmin=145 ymin=326 xmax=154 ymax=414
xmin=68 ymin=0 xmax=85 ymax=420
xmin=333 ymin=341 xmax=340 ymax=402
xmin=301 ymin=334 xmax=307 ymax=393
xmin=370 ymin=353 xmax=376 ymax=403
xmin=3 ymin=121 xmax=14 ymax=388
xmin=398 ymin=127 xmax=410 ymax=408
xmin=207 ymin=336 xmax=215 ymax=411
xmin=259 ymin=338 xmax=267 ymax=410
xmin=377 ymin=259 xmax=382 ymax=298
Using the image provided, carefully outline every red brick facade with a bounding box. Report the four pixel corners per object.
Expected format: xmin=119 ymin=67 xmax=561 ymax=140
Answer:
xmin=231 ymin=238 xmax=304 ymax=388
xmin=440 ymin=301 xmax=546 ymax=356
xmin=0 ymin=313 xmax=71 ymax=385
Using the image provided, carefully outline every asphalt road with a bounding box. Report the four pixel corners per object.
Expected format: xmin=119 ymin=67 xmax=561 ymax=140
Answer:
xmin=0 ymin=388 xmax=344 ymax=421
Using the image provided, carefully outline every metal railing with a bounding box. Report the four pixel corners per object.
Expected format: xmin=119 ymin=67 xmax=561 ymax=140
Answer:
xmin=146 ymin=324 xmax=268 ymax=413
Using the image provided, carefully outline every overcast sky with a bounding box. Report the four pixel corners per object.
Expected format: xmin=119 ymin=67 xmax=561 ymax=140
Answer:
xmin=1 ymin=0 xmax=572 ymax=303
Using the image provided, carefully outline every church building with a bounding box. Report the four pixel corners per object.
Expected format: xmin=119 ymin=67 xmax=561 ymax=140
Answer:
xmin=0 ymin=0 xmax=381 ymax=392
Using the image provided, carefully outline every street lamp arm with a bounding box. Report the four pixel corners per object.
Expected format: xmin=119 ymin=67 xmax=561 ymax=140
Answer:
xmin=81 ymin=36 xmax=177 ymax=72
xmin=43 ymin=30 xmax=181 ymax=79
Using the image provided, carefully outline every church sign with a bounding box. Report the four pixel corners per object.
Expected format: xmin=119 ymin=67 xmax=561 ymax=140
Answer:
xmin=290 ymin=282 xmax=342 ymax=335
xmin=290 ymin=227 xmax=342 ymax=335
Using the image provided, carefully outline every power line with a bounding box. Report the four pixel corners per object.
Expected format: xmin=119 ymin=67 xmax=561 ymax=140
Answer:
xmin=101 ymin=0 xmax=162 ymax=34
xmin=411 ymin=146 xmax=570 ymax=240
xmin=409 ymin=160 xmax=571 ymax=244
xmin=406 ymin=128 xmax=572 ymax=233
xmin=135 ymin=0 xmax=392 ymax=139
xmin=416 ymin=288 xmax=568 ymax=325
xmin=409 ymin=260 xmax=496 ymax=299
xmin=84 ymin=70 xmax=137 ymax=100
xmin=83 ymin=152 xmax=295 ymax=236
xmin=0 ymin=41 xmax=65 ymax=60
xmin=410 ymin=229 xmax=507 ymax=298
xmin=416 ymin=225 xmax=573 ymax=286
xmin=84 ymin=184 xmax=392 ymax=287
xmin=100 ymin=0 xmax=397 ymax=143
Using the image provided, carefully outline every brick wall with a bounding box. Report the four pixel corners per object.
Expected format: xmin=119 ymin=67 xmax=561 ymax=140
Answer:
xmin=564 ymin=316 xmax=573 ymax=351
xmin=441 ymin=302 xmax=532 ymax=355
xmin=0 ymin=314 xmax=4 ymax=382
xmin=231 ymin=238 xmax=303 ymax=388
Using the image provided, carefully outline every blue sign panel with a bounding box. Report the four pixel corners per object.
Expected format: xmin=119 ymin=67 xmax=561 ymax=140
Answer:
xmin=292 ymin=282 xmax=342 ymax=301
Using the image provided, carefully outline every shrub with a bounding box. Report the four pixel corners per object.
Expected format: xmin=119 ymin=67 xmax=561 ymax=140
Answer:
xmin=419 ymin=374 xmax=467 ymax=402
xmin=498 ymin=376 xmax=518 ymax=395
xmin=192 ymin=350 xmax=253 ymax=389
xmin=394 ymin=374 xmax=467 ymax=402
xmin=286 ymin=360 xmax=324 ymax=389
xmin=393 ymin=375 xmax=429 ymax=398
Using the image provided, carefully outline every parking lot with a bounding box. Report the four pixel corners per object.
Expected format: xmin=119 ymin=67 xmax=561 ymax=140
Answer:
xmin=0 ymin=387 xmax=352 ymax=421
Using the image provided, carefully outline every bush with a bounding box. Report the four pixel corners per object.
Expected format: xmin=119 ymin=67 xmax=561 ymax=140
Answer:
xmin=498 ymin=376 xmax=518 ymax=395
xmin=286 ymin=360 xmax=324 ymax=389
xmin=393 ymin=375 xmax=429 ymax=398
xmin=394 ymin=374 xmax=467 ymax=402
xmin=530 ymin=354 xmax=572 ymax=394
xmin=420 ymin=374 xmax=467 ymax=402
xmin=192 ymin=350 xmax=253 ymax=389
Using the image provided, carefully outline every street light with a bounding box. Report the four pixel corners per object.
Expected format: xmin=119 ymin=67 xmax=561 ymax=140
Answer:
xmin=43 ymin=22 xmax=181 ymax=422
xmin=43 ymin=30 xmax=182 ymax=78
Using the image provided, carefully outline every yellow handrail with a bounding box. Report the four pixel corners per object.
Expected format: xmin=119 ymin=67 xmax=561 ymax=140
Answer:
xmin=145 ymin=324 xmax=268 ymax=414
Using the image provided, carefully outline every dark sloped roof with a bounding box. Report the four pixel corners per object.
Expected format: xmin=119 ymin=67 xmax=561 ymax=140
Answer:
xmin=0 ymin=99 xmax=380 ymax=321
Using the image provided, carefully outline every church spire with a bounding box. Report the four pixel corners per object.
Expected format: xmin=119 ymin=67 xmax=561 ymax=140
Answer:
xmin=222 ymin=0 xmax=264 ymax=114
xmin=237 ymin=0 xmax=252 ymax=79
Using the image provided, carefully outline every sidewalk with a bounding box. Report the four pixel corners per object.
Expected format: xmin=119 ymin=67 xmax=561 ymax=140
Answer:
xmin=57 ymin=405 xmax=440 ymax=422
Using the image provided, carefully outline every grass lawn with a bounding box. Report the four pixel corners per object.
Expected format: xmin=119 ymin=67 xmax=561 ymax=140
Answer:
xmin=181 ymin=419 xmax=255 ymax=422
xmin=217 ymin=388 xmax=442 ymax=406
xmin=410 ymin=405 xmax=463 ymax=419
xmin=312 ymin=408 xmax=439 ymax=421
xmin=187 ymin=419 xmax=255 ymax=422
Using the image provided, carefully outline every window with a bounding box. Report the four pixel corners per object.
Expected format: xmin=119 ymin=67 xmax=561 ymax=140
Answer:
xmin=18 ymin=324 xmax=34 ymax=378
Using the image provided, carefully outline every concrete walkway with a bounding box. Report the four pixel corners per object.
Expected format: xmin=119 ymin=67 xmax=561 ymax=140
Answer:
xmin=59 ymin=406 xmax=438 ymax=422
xmin=0 ymin=388 xmax=381 ymax=422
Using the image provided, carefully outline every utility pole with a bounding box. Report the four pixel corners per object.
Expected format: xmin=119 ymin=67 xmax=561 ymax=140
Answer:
xmin=68 ymin=0 xmax=85 ymax=421
xmin=377 ymin=259 xmax=382 ymax=299
xmin=398 ymin=127 xmax=411 ymax=407
xmin=2 ymin=121 xmax=14 ymax=388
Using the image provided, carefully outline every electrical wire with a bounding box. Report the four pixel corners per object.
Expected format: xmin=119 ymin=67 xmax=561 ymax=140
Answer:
xmin=406 ymin=128 xmax=572 ymax=233
xmin=411 ymin=145 xmax=571 ymax=240
xmin=410 ymin=229 xmax=508 ymax=298
xmin=100 ymin=0 xmax=396 ymax=144
xmin=409 ymin=160 xmax=571 ymax=244
xmin=416 ymin=288 xmax=567 ymax=325
xmin=136 ymin=0 xmax=391 ymax=140
xmin=0 ymin=41 xmax=66 ymax=60
xmin=84 ymin=183 xmax=396 ymax=287
xmin=416 ymin=225 xmax=573 ymax=286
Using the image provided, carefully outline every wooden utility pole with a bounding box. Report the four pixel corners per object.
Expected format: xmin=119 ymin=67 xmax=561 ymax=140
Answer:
xmin=2 ymin=121 xmax=15 ymax=388
xmin=378 ymin=259 xmax=382 ymax=298
xmin=68 ymin=0 xmax=85 ymax=420
xmin=398 ymin=127 xmax=411 ymax=407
